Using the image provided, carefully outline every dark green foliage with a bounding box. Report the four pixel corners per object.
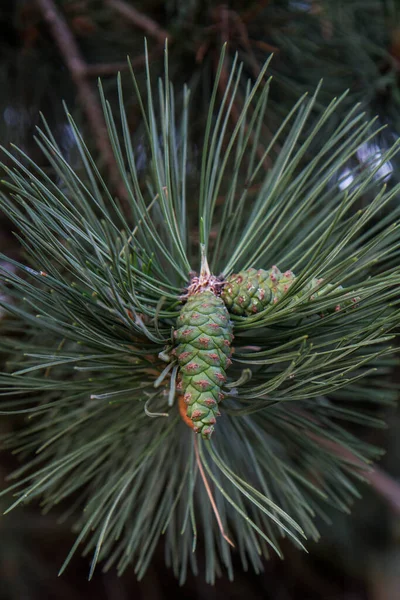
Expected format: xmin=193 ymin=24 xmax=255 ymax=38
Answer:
xmin=0 ymin=49 xmax=399 ymax=584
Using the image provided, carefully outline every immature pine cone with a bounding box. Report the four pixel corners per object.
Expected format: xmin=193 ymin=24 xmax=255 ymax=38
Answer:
xmin=222 ymin=267 xmax=359 ymax=316
xmin=221 ymin=266 xmax=295 ymax=316
xmin=174 ymin=290 xmax=233 ymax=439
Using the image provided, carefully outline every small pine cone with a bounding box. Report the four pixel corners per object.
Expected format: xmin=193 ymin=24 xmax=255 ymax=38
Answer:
xmin=222 ymin=267 xmax=359 ymax=317
xmin=221 ymin=266 xmax=295 ymax=316
xmin=175 ymin=290 xmax=233 ymax=439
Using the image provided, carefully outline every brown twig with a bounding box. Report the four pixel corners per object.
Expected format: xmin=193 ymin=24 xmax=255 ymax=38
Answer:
xmin=212 ymin=6 xmax=272 ymax=171
xmin=214 ymin=50 xmax=272 ymax=171
xmin=83 ymin=52 xmax=152 ymax=77
xmin=286 ymin=406 xmax=400 ymax=514
xmin=105 ymin=0 xmax=170 ymax=44
xmin=366 ymin=467 xmax=400 ymax=514
xmin=310 ymin=0 xmax=334 ymax=41
xmin=240 ymin=0 xmax=271 ymax=24
xmin=36 ymin=0 xmax=127 ymax=200
xmin=316 ymin=435 xmax=400 ymax=514
xmin=252 ymin=39 xmax=280 ymax=54
xmin=229 ymin=9 xmax=263 ymax=80
xmin=83 ymin=62 xmax=130 ymax=77
xmin=193 ymin=436 xmax=235 ymax=547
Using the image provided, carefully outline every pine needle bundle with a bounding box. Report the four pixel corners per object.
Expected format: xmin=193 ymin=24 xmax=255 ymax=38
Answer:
xmin=0 ymin=46 xmax=399 ymax=584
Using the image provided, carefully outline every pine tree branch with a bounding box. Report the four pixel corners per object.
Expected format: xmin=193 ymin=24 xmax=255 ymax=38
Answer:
xmin=193 ymin=436 xmax=235 ymax=547
xmin=105 ymin=0 xmax=171 ymax=44
xmin=1 ymin=47 xmax=400 ymax=581
xmin=226 ymin=6 xmax=261 ymax=79
xmin=35 ymin=0 xmax=127 ymax=200
xmin=367 ymin=467 xmax=400 ymax=514
xmin=240 ymin=0 xmax=271 ymax=24
xmin=313 ymin=435 xmax=400 ymax=514
xmin=84 ymin=62 xmax=129 ymax=77
xmin=213 ymin=7 xmax=272 ymax=170
xmin=83 ymin=53 xmax=152 ymax=77
xmin=335 ymin=445 xmax=400 ymax=514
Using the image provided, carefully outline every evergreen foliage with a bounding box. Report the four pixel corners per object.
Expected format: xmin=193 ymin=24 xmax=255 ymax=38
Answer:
xmin=0 ymin=45 xmax=399 ymax=584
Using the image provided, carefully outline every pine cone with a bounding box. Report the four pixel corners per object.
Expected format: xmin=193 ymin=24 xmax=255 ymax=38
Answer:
xmin=174 ymin=290 xmax=233 ymax=439
xmin=221 ymin=266 xmax=295 ymax=316
xmin=222 ymin=267 xmax=359 ymax=317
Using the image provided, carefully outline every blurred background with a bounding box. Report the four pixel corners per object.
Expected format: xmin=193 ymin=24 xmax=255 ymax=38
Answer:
xmin=1 ymin=1 xmax=400 ymax=598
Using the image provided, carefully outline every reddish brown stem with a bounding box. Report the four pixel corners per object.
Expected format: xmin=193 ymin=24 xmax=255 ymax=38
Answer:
xmin=251 ymin=39 xmax=280 ymax=54
xmin=366 ymin=467 xmax=400 ymax=514
xmin=36 ymin=0 xmax=127 ymax=200
xmin=317 ymin=436 xmax=400 ymax=514
xmin=84 ymin=62 xmax=130 ymax=77
xmin=228 ymin=9 xmax=263 ymax=80
xmin=178 ymin=394 xmax=195 ymax=430
xmin=240 ymin=0 xmax=271 ymax=24
xmin=215 ymin=49 xmax=271 ymax=171
xmin=288 ymin=407 xmax=400 ymax=514
xmin=212 ymin=6 xmax=272 ymax=171
xmin=83 ymin=52 xmax=152 ymax=77
xmin=105 ymin=0 xmax=170 ymax=44
xmin=193 ymin=436 xmax=235 ymax=547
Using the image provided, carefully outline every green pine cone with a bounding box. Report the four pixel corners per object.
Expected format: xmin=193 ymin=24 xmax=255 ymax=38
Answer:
xmin=174 ymin=290 xmax=233 ymax=439
xmin=222 ymin=267 xmax=359 ymax=317
xmin=221 ymin=266 xmax=295 ymax=316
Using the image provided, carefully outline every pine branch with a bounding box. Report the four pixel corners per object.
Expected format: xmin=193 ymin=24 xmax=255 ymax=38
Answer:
xmin=241 ymin=0 xmax=271 ymax=24
xmin=83 ymin=62 xmax=130 ymax=77
xmin=321 ymin=438 xmax=400 ymax=514
xmin=0 ymin=47 xmax=399 ymax=583
xmin=83 ymin=53 xmax=159 ymax=77
xmin=105 ymin=0 xmax=171 ymax=44
xmin=36 ymin=0 xmax=127 ymax=200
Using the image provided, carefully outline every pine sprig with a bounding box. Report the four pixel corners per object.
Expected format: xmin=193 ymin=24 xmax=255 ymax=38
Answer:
xmin=0 ymin=47 xmax=399 ymax=583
